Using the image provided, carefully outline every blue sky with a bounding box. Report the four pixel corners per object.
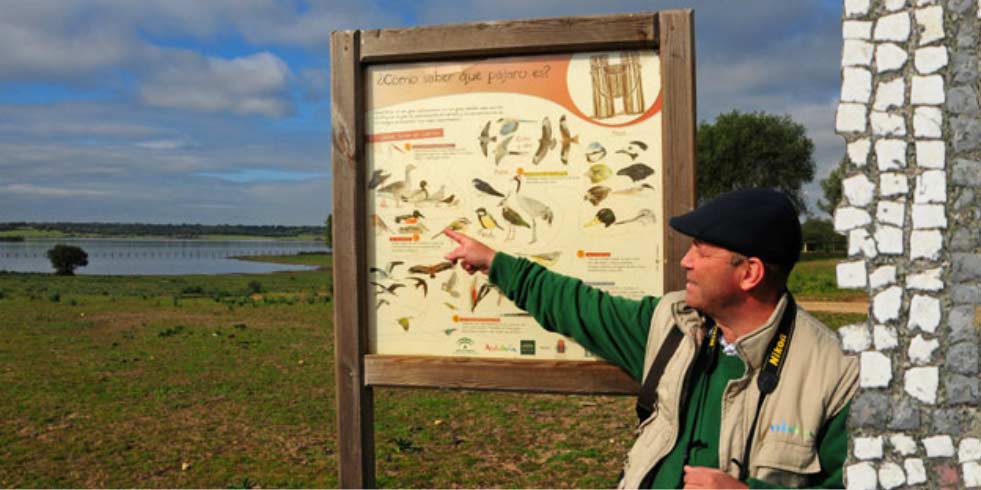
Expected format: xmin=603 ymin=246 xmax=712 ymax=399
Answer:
xmin=0 ymin=0 xmax=844 ymax=225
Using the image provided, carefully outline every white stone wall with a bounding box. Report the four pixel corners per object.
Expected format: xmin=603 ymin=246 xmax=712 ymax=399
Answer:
xmin=836 ymin=1 xmax=980 ymax=488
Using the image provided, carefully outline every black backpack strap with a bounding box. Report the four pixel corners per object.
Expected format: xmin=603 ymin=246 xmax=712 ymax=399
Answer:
xmin=635 ymin=327 xmax=684 ymax=423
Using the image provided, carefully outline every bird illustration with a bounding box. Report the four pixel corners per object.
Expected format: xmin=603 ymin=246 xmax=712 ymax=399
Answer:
xmin=496 ymin=118 xmax=533 ymax=136
xmin=425 ymin=184 xmax=446 ymax=204
xmin=615 ymin=141 xmax=648 ymax=161
xmin=443 ymin=327 xmax=458 ymax=335
xmin=376 ymin=298 xmax=389 ymax=310
xmin=500 ymin=205 xmax=531 ymax=241
xmin=397 ymin=317 xmax=412 ymax=332
xmin=440 ymin=194 xmax=459 ymax=207
xmin=407 ymin=277 xmax=428 ymax=297
xmin=584 ymin=185 xmax=611 ymax=206
xmin=531 ymin=117 xmax=557 ymax=165
xmin=611 ymin=183 xmax=656 ymax=196
xmin=377 ymin=164 xmax=417 ymax=207
xmin=470 ymin=277 xmax=494 ymax=312
xmin=493 ymin=135 xmax=521 ymax=165
xmin=615 ymin=208 xmax=657 ymax=226
xmin=584 ymin=163 xmax=613 ymax=183
xmin=441 ymin=270 xmax=460 ymax=298
xmin=617 ymin=163 xmax=655 ymax=182
xmin=394 ymin=210 xmax=425 ymax=223
xmin=478 ymin=120 xmax=497 ymax=157
xmin=399 ymin=223 xmax=429 ymax=235
xmin=370 ymin=214 xmax=392 ymax=234
xmin=369 ymin=266 xmax=389 ymax=279
xmin=408 ymin=261 xmax=455 ymax=278
xmin=476 ymin=207 xmax=503 ymax=236
xmin=559 ymin=115 xmax=579 ymax=164
xmin=516 ymin=251 xmax=562 ymax=268
xmin=371 ymin=281 xmax=406 ymax=295
xmin=403 ymin=180 xmax=429 ymax=203
xmin=584 ymin=208 xmax=617 ymax=228
xmin=443 ymin=302 xmax=458 ymax=311
xmin=586 ymin=142 xmax=607 ymax=163
xmin=368 ymin=169 xmax=391 ymax=189
xmin=431 ymin=217 xmax=471 ymax=239
xmin=509 ymin=175 xmax=553 ymax=244
xmin=472 ymin=178 xmax=506 ymax=198
xmin=615 ymin=149 xmax=638 ymax=160
xmin=386 ymin=261 xmax=404 ymax=275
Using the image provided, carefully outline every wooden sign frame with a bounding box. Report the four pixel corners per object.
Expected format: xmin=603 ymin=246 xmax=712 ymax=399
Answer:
xmin=331 ymin=10 xmax=695 ymax=487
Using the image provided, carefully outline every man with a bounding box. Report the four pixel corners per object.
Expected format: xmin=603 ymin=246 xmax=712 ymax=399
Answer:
xmin=443 ymin=188 xmax=857 ymax=489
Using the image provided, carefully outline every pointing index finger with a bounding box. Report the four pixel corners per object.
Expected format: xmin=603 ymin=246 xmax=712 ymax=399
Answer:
xmin=443 ymin=228 xmax=465 ymax=243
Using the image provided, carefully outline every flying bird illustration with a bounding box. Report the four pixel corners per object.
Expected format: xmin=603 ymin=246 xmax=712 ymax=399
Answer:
xmin=531 ymin=117 xmax=557 ymax=165
xmin=408 ymin=261 xmax=455 ymax=278
xmin=584 ymin=185 xmax=611 ymax=206
xmin=375 ymin=298 xmax=389 ymax=310
xmin=493 ymin=135 xmax=521 ymax=165
xmin=617 ymin=163 xmax=655 ymax=182
xmin=441 ymin=270 xmax=460 ymax=298
xmin=407 ymin=277 xmax=428 ymax=297
xmin=370 ymin=281 xmax=406 ymax=295
xmin=370 ymin=214 xmax=392 ymax=234
xmin=559 ymin=115 xmax=579 ymax=164
xmin=368 ymin=169 xmax=391 ymax=189
xmin=472 ymin=178 xmax=506 ymax=198
xmin=584 ymin=163 xmax=613 ymax=184
xmin=615 ymin=208 xmax=657 ymax=226
xmin=478 ymin=120 xmax=497 ymax=157
xmin=584 ymin=208 xmax=617 ymax=228
xmin=476 ymin=207 xmax=504 ymax=236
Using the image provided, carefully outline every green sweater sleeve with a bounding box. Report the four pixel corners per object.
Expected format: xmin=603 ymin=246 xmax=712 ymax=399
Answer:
xmin=488 ymin=252 xmax=658 ymax=381
xmin=746 ymin=400 xmax=851 ymax=489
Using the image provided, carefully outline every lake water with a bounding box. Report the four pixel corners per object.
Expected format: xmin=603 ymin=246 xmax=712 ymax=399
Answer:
xmin=0 ymin=239 xmax=329 ymax=275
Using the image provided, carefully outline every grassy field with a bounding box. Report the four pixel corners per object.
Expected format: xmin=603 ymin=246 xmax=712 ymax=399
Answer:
xmin=789 ymin=255 xmax=868 ymax=302
xmin=0 ymin=253 xmax=864 ymax=488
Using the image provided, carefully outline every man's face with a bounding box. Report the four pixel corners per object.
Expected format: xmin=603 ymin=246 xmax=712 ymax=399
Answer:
xmin=679 ymin=239 xmax=746 ymax=314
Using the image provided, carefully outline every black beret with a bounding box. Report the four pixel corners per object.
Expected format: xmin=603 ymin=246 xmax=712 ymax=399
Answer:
xmin=669 ymin=188 xmax=802 ymax=266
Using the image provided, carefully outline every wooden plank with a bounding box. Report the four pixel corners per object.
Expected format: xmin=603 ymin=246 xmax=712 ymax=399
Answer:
xmin=364 ymin=355 xmax=640 ymax=395
xmin=659 ymin=10 xmax=696 ymax=293
xmin=360 ymin=12 xmax=659 ymax=63
xmin=330 ymin=29 xmax=375 ymax=490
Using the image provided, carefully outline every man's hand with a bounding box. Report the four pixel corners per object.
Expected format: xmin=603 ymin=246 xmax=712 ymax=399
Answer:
xmin=443 ymin=229 xmax=496 ymax=275
xmin=682 ymin=466 xmax=748 ymax=489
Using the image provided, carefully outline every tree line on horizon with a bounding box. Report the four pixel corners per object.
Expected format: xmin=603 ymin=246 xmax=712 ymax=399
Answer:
xmin=0 ymin=222 xmax=326 ymax=240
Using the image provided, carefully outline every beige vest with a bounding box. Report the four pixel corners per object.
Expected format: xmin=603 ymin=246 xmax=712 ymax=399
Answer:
xmin=618 ymin=291 xmax=859 ymax=488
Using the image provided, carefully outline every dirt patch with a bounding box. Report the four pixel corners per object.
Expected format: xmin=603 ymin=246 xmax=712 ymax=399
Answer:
xmin=799 ymin=300 xmax=869 ymax=314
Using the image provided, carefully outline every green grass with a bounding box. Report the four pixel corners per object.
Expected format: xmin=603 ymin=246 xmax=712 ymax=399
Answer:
xmin=789 ymin=255 xmax=869 ymax=302
xmin=234 ymin=253 xmax=330 ymax=268
xmin=0 ymin=227 xmax=69 ymax=239
xmin=0 ymin=254 xmax=863 ymax=487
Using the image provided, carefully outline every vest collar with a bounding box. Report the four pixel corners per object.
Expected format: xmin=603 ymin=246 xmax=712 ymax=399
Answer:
xmin=728 ymin=293 xmax=790 ymax=371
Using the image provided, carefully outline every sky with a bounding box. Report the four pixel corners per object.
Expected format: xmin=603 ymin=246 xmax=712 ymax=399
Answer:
xmin=0 ymin=0 xmax=845 ymax=226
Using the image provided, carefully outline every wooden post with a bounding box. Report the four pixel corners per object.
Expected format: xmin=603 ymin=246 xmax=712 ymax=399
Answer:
xmin=331 ymin=30 xmax=375 ymax=489
xmin=659 ymin=10 xmax=697 ymax=293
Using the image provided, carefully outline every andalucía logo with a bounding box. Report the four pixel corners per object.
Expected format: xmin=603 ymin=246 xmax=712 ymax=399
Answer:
xmin=520 ymin=340 xmax=536 ymax=355
xmin=455 ymin=337 xmax=475 ymax=354
xmin=484 ymin=344 xmax=517 ymax=353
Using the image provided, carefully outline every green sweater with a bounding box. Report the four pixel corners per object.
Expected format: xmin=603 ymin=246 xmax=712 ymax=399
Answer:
xmin=489 ymin=253 xmax=850 ymax=489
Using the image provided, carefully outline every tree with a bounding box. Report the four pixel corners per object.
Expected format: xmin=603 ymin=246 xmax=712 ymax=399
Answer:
xmin=697 ymin=111 xmax=815 ymax=212
xmin=801 ymin=218 xmax=846 ymax=254
xmin=47 ymin=244 xmax=88 ymax=275
xmin=818 ymin=157 xmax=847 ymax=216
xmin=324 ymin=214 xmax=332 ymax=249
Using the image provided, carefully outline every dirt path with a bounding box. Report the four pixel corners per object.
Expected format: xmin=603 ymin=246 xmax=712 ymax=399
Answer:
xmin=798 ymin=301 xmax=869 ymax=314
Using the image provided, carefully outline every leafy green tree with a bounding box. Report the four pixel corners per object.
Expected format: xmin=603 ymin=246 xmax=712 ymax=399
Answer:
xmin=818 ymin=157 xmax=847 ymax=216
xmin=46 ymin=244 xmax=88 ymax=275
xmin=697 ymin=111 xmax=815 ymax=212
xmin=324 ymin=214 xmax=332 ymax=249
xmin=801 ymin=218 xmax=846 ymax=254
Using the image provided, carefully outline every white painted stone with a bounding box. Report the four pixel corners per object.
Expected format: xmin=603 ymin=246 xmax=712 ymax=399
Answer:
xmin=884 ymin=0 xmax=906 ymax=10
xmin=914 ymin=46 xmax=949 ymax=74
xmin=842 ymin=68 xmax=873 ymax=103
xmin=835 ymin=207 xmax=872 ymax=232
xmin=912 ymin=204 xmax=947 ymax=229
xmin=965 ymin=461 xmax=981 ymax=488
xmin=907 ymin=267 xmax=944 ymax=290
xmin=843 ymin=40 xmax=874 ymax=67
xmin=915 ymin=6 xmax=945 ymax=45
xmin=904 ymin=366 xmax=939 ymax=404
xmin=908 ymin=334 xmax=940 ymax=364
xmin=871 ymin=111 xmax=907 ymax=136
xmin=876 ymin=139 xmax=907 ymax=170
xmin=843 ymin=174 xmax=875 ymax=206
xmin=879 ymin=173 xmax=909 ymax=196
xmin=837 ymin=260 xmax=868 ymax=289
xmin=923 ymin=435 xmax=955 ymax=457
xmin=904 ymin=459 xmax=927 ymax=485
xmin=839 ymin=323 xmax=872 ymax=352
xmin=913 ymin=106 xmax=943 ymax=138
xmin=874 ymin=225 xmax=904 ymax=255
xmin=874 ymin=12 xmax=911 ymax=41
xmin=869 ymin=265 xmax=897 ymax=288
xmin=959 ymin=438 xmax=981 ymax=463
xmin=873 ymin=285 xmax=903 ymax=321
xmin=914 ymin=170 xmax=947 ymax=203
xmin=876 ymin=200 xmax=906 ymax=227
xmin=848 ymin=228 xmax=878 ymax=258
xmin=836 ymin=103 xmax=868 ymax=133
xmin=874 ymin=325 xmax=899 ymax=350
xmin=915 ymin=140 xmax=945 ymax=169
xmin=909 ymin=295 xmax=941 ymax=333
xmin=855 ymin=436 xmax=884 ymax=459
xmin=844 ymin=0 xmax=871 ymax=16
xmin=911 ymin=75 xmax=945 ymax=105
xmin=910 ymin=229 xmax=943 ymax=259
xmin=874 ymin=77 xmax=905 ymax=110
xmin=846 ymin=462 xmax=877 ymax=490
xmin=878 ymin=462 xmax=905 ymax=490
xmin=875 ymin=43 xmax=908 ymax=72
xmin=847 ymin=138 xmax=871 ymax=166
xmin=890 ymin=434 xmax=917 ymax=455
xmin=860 ymin=351 xmax=892 ymax=388
xmin=843 ymin=20 xmax=873 ymax=39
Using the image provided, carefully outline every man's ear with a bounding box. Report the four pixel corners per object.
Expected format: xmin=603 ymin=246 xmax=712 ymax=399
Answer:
xmin=738 ymin=257 xmax=766 ymax=292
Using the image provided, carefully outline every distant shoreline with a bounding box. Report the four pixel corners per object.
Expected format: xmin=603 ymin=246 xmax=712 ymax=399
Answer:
xmin=0 ymin=222 xmax=327 ymax=242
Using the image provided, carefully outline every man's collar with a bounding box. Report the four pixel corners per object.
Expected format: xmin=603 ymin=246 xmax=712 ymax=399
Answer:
xmin=727 ymin=293 xmax=790 ymax=371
